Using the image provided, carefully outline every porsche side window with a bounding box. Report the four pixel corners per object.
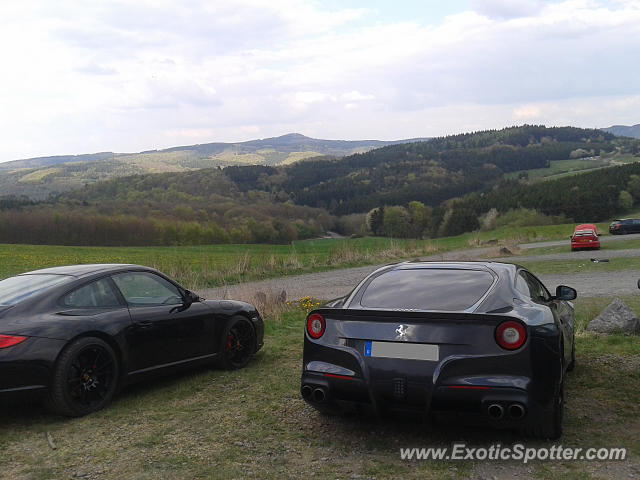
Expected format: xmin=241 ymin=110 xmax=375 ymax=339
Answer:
xmin=112 ymin=272 xmax=182 ymax=306
xmin=63 ymin=278 xmax=121 ymax=308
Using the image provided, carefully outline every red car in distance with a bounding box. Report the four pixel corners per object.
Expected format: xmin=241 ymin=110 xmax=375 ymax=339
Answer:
xmin=570 ymin=224 xmax=600 ymax=251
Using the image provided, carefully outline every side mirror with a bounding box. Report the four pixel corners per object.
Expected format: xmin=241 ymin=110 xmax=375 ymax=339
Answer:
xmin=637 ymin=279 xmax=640 ymax=290
xmin=183 ymin=290 xmax=200 ymax=305
xmin=555 ymin=285 xmax=577 ymax=301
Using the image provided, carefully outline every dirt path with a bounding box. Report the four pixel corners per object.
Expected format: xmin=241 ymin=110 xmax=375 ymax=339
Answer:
xmin=518 ymin=231 xmax=640 ymax=249
xmin=198 ymin=242 xmax=640 ymax=301
xmin=495 ymin=247 xmax=640 ymax=263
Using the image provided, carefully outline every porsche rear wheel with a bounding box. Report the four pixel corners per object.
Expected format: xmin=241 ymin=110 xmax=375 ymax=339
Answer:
xmin=218 ymin=316 xmax=256 ymax=370
xmin=45 ymin=337 xmax=119 ymax=417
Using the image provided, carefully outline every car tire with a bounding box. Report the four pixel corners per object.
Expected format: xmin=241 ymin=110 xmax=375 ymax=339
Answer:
xmin=540 ymin=361 xmax=564 ymax=440
xmin=524 ymin=358 xmax=564 ymax=439
xmin=45 ymin=337 xmax=119 ymax=417
xmin=217 ymin=316 xmax=256 ymax=370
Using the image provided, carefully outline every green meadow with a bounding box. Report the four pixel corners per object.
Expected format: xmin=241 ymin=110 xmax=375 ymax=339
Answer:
xmin=0 ymin=222 xmax=591 ymax=287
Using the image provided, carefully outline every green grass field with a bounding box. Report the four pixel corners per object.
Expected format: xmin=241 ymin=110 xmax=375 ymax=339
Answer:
xmin=0 ymin=238 xmax=439 ymax=288
xmin=0 ymin=299 xmax=637 ymax=480
xmin=0 ymin=223 xmax=585 ymax=288
xmin=506 ymin=158 xmax=610 ymax=181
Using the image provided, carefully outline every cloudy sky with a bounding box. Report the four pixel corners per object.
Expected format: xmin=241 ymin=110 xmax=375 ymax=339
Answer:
xmin=1 ymin=0 xmax=639 ymax=162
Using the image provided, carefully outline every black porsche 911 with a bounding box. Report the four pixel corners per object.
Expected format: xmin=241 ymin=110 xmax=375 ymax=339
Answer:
xmin=0 ymin=264 xmax=263 ymax=416
xmin=300 ymin=261 xmax=576 ymax=439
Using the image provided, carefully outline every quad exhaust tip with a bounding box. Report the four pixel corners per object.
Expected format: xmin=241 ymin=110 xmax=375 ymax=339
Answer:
xmin=312 ymin=387 xmax=326 ymax=403
xmin=508 ymin=403 xmax=526 ymax=419
xmin=487 ymin=403 xmax=504 ymax=420
xmin=301 ymin=385 xmax=313 ymax=400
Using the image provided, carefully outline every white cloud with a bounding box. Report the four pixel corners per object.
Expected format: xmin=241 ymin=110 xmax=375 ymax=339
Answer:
xmin=470 ymin=0 xmax=547 ymax=19
xmin=0 ymin=0 xmax=639 ymax=161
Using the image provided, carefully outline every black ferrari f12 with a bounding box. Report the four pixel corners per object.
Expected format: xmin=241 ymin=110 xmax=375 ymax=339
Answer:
xmin=0 ymin=264 xmax=263 ymax=416
xmin=300 ymin=261 xmax=576 ymax=439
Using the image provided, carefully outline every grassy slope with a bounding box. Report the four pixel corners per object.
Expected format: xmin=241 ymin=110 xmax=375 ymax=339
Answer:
xmin=0 ymin=238 xmax=441 ymax=287
xmin=0 ymin=222 xmax=592 ymax=287
xmin=0 ymin=302 xmax=637 ymax=480
xmin=506 ymin=153 xmax=639 ymax=182
xmin=506 ymin=158 xmax=610 ymax=181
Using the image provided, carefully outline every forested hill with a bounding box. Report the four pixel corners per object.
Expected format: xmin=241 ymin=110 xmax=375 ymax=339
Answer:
xmin=226 ymin=125 xmax=617 ymax=214
xmin=436 ymin=161 xmax=640 ymax=236
xmin=0 ymin=133 xmax=427 ymax=200
xmin=56 ymin=125 xmax=619 ymax=216
xmin=2 ymin=125 xmax=638 ymax=246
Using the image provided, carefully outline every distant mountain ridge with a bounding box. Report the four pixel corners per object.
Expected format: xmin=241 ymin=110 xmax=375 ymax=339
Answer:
xmin=0 ymin=133 xmax=428 ymax=170
xmin=0 ymin=133 xmax=429 ymax=199
xmin=601 ymin=124 xmax=640 ymax=139
xmin=158 ymin=132 xmax=429 ymax=156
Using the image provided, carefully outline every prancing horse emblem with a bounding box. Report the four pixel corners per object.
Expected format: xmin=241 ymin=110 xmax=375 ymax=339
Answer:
xmin=395 ymin=324 xmax=408 ymax=340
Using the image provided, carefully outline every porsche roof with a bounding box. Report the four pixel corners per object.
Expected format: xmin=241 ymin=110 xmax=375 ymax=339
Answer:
xmin=18 ymin=264 xmax=144 ymax=277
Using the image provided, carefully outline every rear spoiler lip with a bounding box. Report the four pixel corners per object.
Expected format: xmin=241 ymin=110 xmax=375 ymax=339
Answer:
xmin=311 ymin=307 xmax=525 ymax=324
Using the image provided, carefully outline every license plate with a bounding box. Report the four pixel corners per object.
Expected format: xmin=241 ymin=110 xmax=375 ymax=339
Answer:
xmin=364 ymin=341 xmax=439 ymax=361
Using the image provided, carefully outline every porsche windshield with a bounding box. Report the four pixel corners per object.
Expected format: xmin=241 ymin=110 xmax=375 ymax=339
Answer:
xmin=0 ymin=274 xmax=73 ymax=305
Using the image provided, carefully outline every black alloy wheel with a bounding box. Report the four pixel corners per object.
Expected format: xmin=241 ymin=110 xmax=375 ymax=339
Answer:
xmin=46 ymin=337 xmax=119 ymax=417
xmin=219 ymin=316 xmax=256 ymax=370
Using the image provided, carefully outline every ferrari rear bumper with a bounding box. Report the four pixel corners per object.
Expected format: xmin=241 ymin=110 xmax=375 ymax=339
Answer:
xmin=301 ymin=369 xmax=549 ymax=429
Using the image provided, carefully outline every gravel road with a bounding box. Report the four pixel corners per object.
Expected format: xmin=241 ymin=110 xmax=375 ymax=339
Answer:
xmin=518 ymin=231 xmax=640 ymax=249
xmin=198 ymin=239 xmax=640 ymax=301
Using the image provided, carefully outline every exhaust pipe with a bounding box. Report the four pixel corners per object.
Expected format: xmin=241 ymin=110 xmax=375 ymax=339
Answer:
xmin=508 ymin=403 xmax=526 ymax=419
xmin=301 ymin=385 xmax=313 ymax=400
xmin=487 ymin=403 xmax=504 ymax=420
xmin=312 ymin=387 xmax=326 ymax=403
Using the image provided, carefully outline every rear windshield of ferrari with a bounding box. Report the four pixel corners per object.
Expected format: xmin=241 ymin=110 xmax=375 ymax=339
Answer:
xmin=0 ymin=274 xmax=73 ymax=305
xmin=360 ymin=268 xmax=495 ymax=311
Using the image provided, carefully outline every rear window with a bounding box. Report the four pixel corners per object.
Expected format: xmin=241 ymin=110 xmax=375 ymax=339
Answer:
xmin=360 ymin=268 xmax=495 ymax=311
xmin=0 ymin=274 xmax=73 ymax=306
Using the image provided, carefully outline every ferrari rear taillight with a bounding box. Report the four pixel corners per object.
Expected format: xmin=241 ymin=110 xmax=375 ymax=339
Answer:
xmin=0 ymin=334 xmax=27 ymax=349
xmin=306 ymin=313 xmax=326 ymax=339
xmin=495 ymin=321 xmax=526 ymax=350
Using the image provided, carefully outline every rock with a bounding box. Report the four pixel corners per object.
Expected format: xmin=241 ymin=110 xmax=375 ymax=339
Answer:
xmin=587 ymin=298 xmax=640 ymax=334
xmin=499 ymin=247 xmax=513 ymax=255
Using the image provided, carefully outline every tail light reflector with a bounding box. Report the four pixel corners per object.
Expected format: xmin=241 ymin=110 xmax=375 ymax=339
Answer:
xmin=495 ymin=321 xmax=526 ymax=350
xmin=0 ymin=335 xmax=27 ymax=349
xmin=307 ymin=313 xmax=326 ymax=339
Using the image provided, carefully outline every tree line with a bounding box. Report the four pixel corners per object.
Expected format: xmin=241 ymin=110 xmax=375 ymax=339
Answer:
xmin=0 ymin=125 xmax=637 ymax=246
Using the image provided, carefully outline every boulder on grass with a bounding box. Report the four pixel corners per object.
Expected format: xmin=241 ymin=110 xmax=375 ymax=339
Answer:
xmin=586 ymin=298 xmax=640 ymax=334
